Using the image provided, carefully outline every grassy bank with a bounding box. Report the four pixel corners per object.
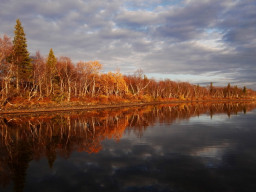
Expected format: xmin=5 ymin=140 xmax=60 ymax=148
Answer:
xmin=1 ymin=96 xmax=255 ymax=114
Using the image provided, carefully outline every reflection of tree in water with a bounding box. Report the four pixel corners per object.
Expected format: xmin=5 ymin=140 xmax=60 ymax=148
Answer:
xmin=0 ymin=102 xmax=255 ymax=191
xmin=126 ymin=102 xmax=256 ymax=137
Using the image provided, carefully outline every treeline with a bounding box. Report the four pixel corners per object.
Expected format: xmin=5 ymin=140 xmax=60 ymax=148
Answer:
xmin=0 ymin=20 xmax=255 ymax=107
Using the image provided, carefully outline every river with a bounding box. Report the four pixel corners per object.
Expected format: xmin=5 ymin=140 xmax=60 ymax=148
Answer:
xmin=0 ymin=102 xmax=256 ymax=192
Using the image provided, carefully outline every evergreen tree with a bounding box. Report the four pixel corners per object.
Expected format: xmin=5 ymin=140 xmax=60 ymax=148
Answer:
xmin=227 ymin=83 xmax=231 ymax=97
xmin=13 ymin=19 xmax=32 ymax=90
xmin=243 ymin=86 xmax=247 ymax=95
xmin=46 ymin=48 xmax=57 ymax=74
xmin=46 ymin=48 xmax=57 ymax=95
xmin=209 ymin=82 xmax=213 ymax=95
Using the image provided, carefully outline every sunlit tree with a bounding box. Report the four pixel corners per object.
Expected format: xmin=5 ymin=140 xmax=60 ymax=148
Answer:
xmin=0 ymin=35 xmax=13 ymax=99
xmin=12 ymin=19 xmax=32 ymax=91
xmin=46 ymin=48 xmax=57 ymax=95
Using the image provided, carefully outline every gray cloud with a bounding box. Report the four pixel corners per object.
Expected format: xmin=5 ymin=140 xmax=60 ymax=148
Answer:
xmin=155 ymin=0 xmax=223 ymax=41
xmin=220 ymin=1 xmax=256 ymax=48
xmin=0 ymin=0 xmax=256 ymax=89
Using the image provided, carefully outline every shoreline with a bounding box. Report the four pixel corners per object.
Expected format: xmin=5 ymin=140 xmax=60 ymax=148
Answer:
xmin=0 ymin=99 xmax=255 ymax=115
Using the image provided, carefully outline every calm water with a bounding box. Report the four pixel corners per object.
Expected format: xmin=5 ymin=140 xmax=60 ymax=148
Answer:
xmin=0 ymin=102 xmax=256 ymax=192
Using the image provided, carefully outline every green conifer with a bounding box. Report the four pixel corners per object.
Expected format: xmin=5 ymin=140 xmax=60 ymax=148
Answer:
xmin=46 ymin=48 xmax=57 ymax=95
xmin=243 ymin=86 xmax=247 ymax=95
xmin=46 ymin=48 xmax=57 ymax=75
xmin=13 ymin=19 xmax=32 ymax=90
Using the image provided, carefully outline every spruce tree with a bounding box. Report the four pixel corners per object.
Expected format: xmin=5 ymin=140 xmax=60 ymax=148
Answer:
xmin=209 ymin=82 xmax=213 ymax=95
xmin=13 ymin=19 xmax=32 ymax=91
xmin=46 ymin=48 xmax=57 ymax=95
xmin=46 ymin=48 xmax=57 ymax=74
xmin=243 ymin=86 xmax=247 ymax=95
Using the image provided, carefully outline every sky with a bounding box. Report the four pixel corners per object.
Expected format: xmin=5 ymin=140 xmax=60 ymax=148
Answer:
xmin=0 ymin=0 xmax=256 ymax=89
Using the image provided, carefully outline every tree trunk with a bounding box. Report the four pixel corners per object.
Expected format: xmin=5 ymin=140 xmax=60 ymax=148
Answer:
xmin=16 ymin=69 xmax=19 ymax=92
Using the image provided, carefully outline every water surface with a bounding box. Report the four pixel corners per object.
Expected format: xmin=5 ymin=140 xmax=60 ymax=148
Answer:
xmin=0 ymin=102 xmax=256 ymax=192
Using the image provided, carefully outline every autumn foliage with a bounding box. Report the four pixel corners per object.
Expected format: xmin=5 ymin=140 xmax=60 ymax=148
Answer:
xmin=0 ymin=21 xmax=256 ymax=109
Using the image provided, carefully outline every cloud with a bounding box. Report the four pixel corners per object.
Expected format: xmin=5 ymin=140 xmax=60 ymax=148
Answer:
xmin=0 ymin=0 xmax=256 ymax=89
xmin=155 ymin=0 xmax=223 ymax=40
xmin=220 ymin=0 xmax=256 ymax=48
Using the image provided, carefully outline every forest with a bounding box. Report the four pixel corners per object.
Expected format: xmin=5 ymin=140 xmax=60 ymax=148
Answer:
xmin=0 ymin=20 xmax=256 ymax=110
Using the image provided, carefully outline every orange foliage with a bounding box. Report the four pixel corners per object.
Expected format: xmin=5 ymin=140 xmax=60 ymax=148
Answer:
xmin=1 ymin=34 xmax=256 ymax=108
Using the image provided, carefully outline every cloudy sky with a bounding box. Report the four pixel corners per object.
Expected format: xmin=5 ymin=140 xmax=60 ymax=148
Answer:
xmin=0 ymin=0 xmax=256 ymax=89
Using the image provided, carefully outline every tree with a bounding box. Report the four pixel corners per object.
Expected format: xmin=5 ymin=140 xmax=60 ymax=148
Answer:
xmin=46 ymin=48 xmax=57 ymax=74
xmin=0 ymin=35 xmax=12 ymax=65
xmin=32 ymin=51 xmax=46 ymax=99
xmin=84 ymin=61 xmax=102 ymax=97
xmin=226 ymin=83 xmax=231 ymax=98
xmin=0 ymin=35 xmax=13 ymax=99
xmin=57 ymin=56 xmax=75 ymax=101
xmin=46 ymin=48 xmax=57 ymax=96
xmin=209 ymin=82 xmax=214 ymax=96
xmin=243 ymin=86 xmax=247 ymax=95
xmin=12 ymin=19 xmax=32 ymax=91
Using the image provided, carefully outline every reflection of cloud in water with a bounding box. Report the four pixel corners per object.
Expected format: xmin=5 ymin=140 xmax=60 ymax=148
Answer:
xmin=185 ymin=114 xmax=231 ymax=125
xmin=1 ymin=102 xmax=256 ymax=192
xmin=190 ymin=143 xmax=230 ymax=159
xmin=189 ymin=143 xmax=233 ymax=169
xmin=197 ymin=113 xmax=228 ymax=120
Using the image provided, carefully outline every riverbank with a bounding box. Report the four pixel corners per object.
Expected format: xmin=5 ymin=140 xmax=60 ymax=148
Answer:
xmin=1 ymin=98 xmax=255 ymax=114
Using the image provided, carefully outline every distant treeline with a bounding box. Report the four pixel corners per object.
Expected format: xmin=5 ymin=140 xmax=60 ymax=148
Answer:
xmin=0 ymin=20 xmax=255 ymax=107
